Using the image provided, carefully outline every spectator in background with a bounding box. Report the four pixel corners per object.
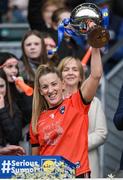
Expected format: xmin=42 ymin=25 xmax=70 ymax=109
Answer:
xmin=0 ymin=52 xmax=33 ymax=154
xmin=28 ymin=0 xmax=85 ymax=60
xmin=41 ymin=0 xmax=65 ymax=30
xmin=49 ymin=7 xmax=85 ymax=59
xmin=41 ymin=32 xmax=60 ymax=66
xmin=20 ymin=30 xmax=48 ymax=87
xmin=2 ymin=0 xmax=28 ymax=23
xmin=58 ymin=56 xmax=108 ymax=178
xmin=28 ymin=0 xmax=65 ymax=32
xmin=51 ymin=7 xmax=71 ymax=30
xmin=0 ymin=52 xmax=32 ymax=127
xmin=113 ymin=84 xmax=123 ymax=177
xmin=0 ymin=69 xmax=23 ymax=147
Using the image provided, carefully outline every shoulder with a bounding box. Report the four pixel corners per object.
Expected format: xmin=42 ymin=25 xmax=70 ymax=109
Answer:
xmin=91 ymin=97 xmax=101 ymax=105
xmin=18 ymin=61 xmax=25 ymax=70
xmin=89 ymin=97 xmax=103 ymax=114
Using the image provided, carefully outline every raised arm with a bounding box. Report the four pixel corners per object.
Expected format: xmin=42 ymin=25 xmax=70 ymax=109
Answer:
xmin=81 ymin=48 xmax=103 ymax=102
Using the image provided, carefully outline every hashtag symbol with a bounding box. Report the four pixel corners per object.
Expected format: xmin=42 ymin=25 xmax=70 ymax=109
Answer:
xmin=1 ymin=160 xmax=11 ymax=173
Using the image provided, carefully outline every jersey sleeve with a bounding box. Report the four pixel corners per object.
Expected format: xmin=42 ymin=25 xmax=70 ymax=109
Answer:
xmin=71 ymin=90 xmax=90 ymax=113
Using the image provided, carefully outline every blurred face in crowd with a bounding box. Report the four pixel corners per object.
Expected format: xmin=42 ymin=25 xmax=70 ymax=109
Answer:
xmin=39 ymin=72 xmax=63 ymax=108
xmin=42 ymin=4 xmax=59 ymax=28
xmin=0 ymin=77 xmax=6 ymax=97
xmin=44 ymin=37 xmax=56 ymax=58
xmin=59 ymin=11 xmax=71 ymax=36
xmin=3 ymin=58 xmax=18 ymax=82
xmin=62 ymin=59 xmax=81 ymax=88
xmin=51 ymin=8 xmax=71 ymax=30
xmin=58 ymin=11 xmax=70 ymax=23
xmin=24 ymin=35 xmax=42 ymax=59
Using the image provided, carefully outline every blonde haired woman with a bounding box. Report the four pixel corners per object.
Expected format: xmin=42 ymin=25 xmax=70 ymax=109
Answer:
xmin=58 ymin=56 xmax=108 ymax=178
xmin=30 ymin=48 xmax=103 ymax=178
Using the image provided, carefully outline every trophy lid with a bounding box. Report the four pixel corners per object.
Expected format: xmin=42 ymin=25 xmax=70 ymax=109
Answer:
xmin=70 ymin=3 xmax=102 ymax=27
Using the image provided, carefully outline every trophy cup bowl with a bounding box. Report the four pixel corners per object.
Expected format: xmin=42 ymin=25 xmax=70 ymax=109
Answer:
xmin=69 ymin=3 xmax=110 ymax=48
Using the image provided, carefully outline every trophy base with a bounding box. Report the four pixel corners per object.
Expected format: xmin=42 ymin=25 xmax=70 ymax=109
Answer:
xmin=87 ymin=26 xmax=110 ymax=48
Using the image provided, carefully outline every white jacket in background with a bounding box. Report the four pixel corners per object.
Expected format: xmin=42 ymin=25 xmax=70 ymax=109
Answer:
xmin=88 ymin=97 xmax=108 ymax=178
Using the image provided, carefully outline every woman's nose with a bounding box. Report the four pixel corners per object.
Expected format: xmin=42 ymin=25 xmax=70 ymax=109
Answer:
xmin=48 ymin=86 xmax=54 ymax=93
xmin=30 ymin=44 xmax=35 ymax=49
xmin=68 ymin=69 xmax=73 ymax=74
xmin=12 ymin=67 xmax=18 ymax=73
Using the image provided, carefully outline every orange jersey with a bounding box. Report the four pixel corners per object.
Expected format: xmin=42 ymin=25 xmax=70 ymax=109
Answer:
xmin=30 ymin=90 xmax=90 ymax=176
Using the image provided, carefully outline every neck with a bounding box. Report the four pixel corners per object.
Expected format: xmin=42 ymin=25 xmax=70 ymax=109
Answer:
xmin=63 ymin=85 xmax=78 ymax=98
xmin=29 ymin=58 xmax=40 ymax=65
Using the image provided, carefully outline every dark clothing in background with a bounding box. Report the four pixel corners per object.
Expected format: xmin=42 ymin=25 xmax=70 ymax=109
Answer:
xmin=28 ymin=0 xmax=46 ymax=31
xmin=0 ymin=0 xmax=8 ymax=22
xmin=113 ymin=84 xmax=123 ymax=170
xmin=0 ymin=102 xmax=23 ymax=146
xmin=9 ymin=83 xmax=32 ymax=127
xmin=112 ymin=0 xmax=123 ymax=17
xmin=113 ymin=84 xmax=123 ymax=130
xmin=65 ymin=0 xmax=85 ymax=10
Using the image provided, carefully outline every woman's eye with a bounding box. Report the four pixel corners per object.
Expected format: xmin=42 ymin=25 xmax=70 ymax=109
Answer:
xmin=35 ymin=43 xmax=40 ymax=46
xmin=63 ymin=68 xmax=69 ymax=72
xmin=52 ymin=83 xmax=57 ymax=86
xmin=6 ymin=65 xmax=13 ymax=68
xmin=41 ymin=86 xmax=47 ymax=90
xmin=72 ymin=67 xmax=79 ymax=71
xmin=0 ymin=85 xmax=5 ymax=88
xmin=26 ymin=43 xmax=31 ymax=46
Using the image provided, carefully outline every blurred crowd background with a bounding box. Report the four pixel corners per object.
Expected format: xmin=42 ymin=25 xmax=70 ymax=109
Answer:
xmin=0 ymin=0 xmax=123 ymax=178
xmin=0 ymin=0 xmax=123 ymax=73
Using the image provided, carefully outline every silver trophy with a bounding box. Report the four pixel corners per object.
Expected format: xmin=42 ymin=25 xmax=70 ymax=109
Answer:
xmin=69 ymin=3 xmax=110 ymax=48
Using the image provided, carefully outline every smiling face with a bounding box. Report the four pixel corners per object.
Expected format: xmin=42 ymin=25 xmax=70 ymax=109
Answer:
xmin=24 ymin=34 xmax=42 ymax=59
xmin=62 ymin=59 xmax=81 ymax=89
xmin=3 ymin=58 xmax=18 ymax=82
xmin=39 ymin=72 xmax=63 ymax=108
xmin=0 ymin=77 xmax=6 ymax=97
